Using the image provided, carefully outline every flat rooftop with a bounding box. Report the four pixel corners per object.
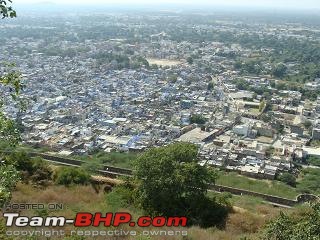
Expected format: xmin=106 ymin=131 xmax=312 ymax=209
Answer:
xmin=178 ymin=128 xmax=213 ymax=143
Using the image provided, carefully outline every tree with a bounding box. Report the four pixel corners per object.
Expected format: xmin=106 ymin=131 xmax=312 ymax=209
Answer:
xmin=259 ymin=100 xmax=266 ymax=113
xmin=167 ymin=74 xmax=178 ymax=83
xmin=234 ymin=78 xmax=249 ymax=90
xmin=187 ymin=56 xmax=193 ymax=64
xmin=133 ymin=142 xmax=229 ymax=227
xmin=207 ymin=81 xmax=215 ymax=91
xmin=303 ymin=120 xmax=312 ymax=130
xmin=0 ymin=164 xmax=19 ymax=207
xmin=265 ymin=147 xmax=275 ymax=158
xmin=54 ymin=167 xmax=90 ymax=186
xmin=0 ymin=0 xmax=16 ymax=18
xmin=7 ymin=151 xmax=33 ymax=173
xmin=0 ymin=1 xmax=21 ymax=209
xmin=261 ymin=113 xmax=272 ymax=123
xmin=234 ymin=60 xmax=242 ymax=70
xmin=0 ymin=63 xmax=22 ymax=145
xmin=278 ymin=173 xmax=296 ymax=187
xmin=190 ymin=114 xmax=206 ymax=124
xmin=29 ymin=157 xmax=53 ymax=186
xmin=276 ymin=123 xmax=285 ymax=134
xmin=262 ymin=203 xmax=320 ymax=240
xmin=272 ymin=63 xmax=287 ymax=78
xmin=240 ymin=60 xmax=262 ymax=75
xmin=4 ymin=151 xmax=52 ymax=185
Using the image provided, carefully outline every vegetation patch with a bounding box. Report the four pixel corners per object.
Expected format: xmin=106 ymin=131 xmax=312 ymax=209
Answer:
xmin=216 ymin=172 xmax=299 ymax=199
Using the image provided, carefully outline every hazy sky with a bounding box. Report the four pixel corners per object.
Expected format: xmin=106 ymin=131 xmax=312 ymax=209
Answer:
xmin=12 ymin=0 xmax=320 ymax=9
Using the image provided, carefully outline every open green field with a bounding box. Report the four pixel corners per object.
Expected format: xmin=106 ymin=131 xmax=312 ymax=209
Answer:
xmin=216 ymin=172 xmax=299 ymax=199
xmin=0 ymin=143 xmax=138 ymax=169
xmin=297 ymin=168 xmax=320 ymax=195
xmin=0 ymin=142 xmax=50 ymax=153
xmin=74 ymin=151 xmax=138 ymax=169
xmin=307 ymin=156 xmax=320 ymax=167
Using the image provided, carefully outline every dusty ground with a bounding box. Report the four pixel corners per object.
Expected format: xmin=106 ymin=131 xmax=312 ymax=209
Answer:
xmin=147 ymin=58 xmax=183 ymax=66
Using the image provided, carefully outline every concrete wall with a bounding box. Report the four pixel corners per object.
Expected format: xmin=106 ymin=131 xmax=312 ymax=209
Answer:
xmin=209 ymin=184 xmax=319 ymax=207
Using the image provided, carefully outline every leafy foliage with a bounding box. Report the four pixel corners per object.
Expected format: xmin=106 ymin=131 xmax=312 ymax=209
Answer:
xmin=271 ymin=63 xmax=287 ymax=78
xmin=234 ymin=60 xmax=263 ymax=75
xmin=0 ymin=164 xmax=19 ymax=207
xmin=0 ymin=63 xmax=22 ymax=145
xmin=207 ymin=81 xmax=215 ymax=91
xmin=0 ymin=113 xmax=20 ymax=145
xmin=262 ymin=203 xmax=320 ymax=240
xmin=133 ymin=142 xmax=229 ymax=227
xmin=307 ymin=156 xmax=320 ymax=167
xmin=106 ymin=181 xmax=136 ymax=211
xmin=278 ymin=173 xmax=297 ymax=187
xmin=297 ymin=168 xmax=320 ymax=195
xmin=3 ymin=152 xmax=53 ymax=187
xmin=190 ymin=114 xmax=206 ymax=125
xmin=0 ymin=0 xmax=16 ymax=18
xmin=93 ymin=52 xmax=149 ymax=70
xmin=0 ymin=6 xmax=21 ymax=208
xmin=29 ymin=157 xmax=53 ymax=185
xmin=54 ymin=167 xmax=90 ymax=186
xmin=187 ymin=56 xmax=194 ymax=64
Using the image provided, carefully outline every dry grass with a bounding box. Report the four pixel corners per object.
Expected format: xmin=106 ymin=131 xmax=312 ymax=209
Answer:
xmin=1 ymin=183 xmax=293 ymax=240
xmin=226 ymin=211 xmax=265 ymax=234
xmin=11 ymin=183 xmax=109 ymax=219
xmin=13 ymin=183 xmax=102 ymax=206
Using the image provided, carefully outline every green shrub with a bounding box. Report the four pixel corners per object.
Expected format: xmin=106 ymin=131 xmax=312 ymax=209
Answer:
xmin=190 ymin=114 xmax=206 ymax=124
xmin=55 ymin=168 xmax=90 ymax=186
xmin=278 ymin=173 xmax=296 ymax=187
xmin=297 ymin=168 xmax=320 ymax=194
xmin=307 ymin=156 xmax=320 ymax=167
xmin=29 ymin=157 xmax=53 ymax=185
xmin=106 ymin=183 xmax=135 ymax=211
xmin=7 ymin=152 xmax=53 ymax=185
xmin=262 ymin=203 xmax=320 ymax=240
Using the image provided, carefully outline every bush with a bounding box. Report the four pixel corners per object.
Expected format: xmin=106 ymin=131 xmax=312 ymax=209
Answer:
xmin=7 ymin=151 xmax=33 ymax=173
xmin=0 ymin=165 xmax=20 ymax=208
xmin=7 ymin=152 xmax=52 ymax=185
xmin=55 ymin=168 xmax=90 ymax=186
xmin=106 ymin=182 xmax=135 ymax=211
xmin=190 ymin=114 xmax=206 ymax=125
xmin=297 ymin=168 xmax=320 ymax=194
xmin=29 ymin=157 xmax=53 ymax=186
xmin=278 ymin=173 xmax=296 ymax=187
xmin=262 ymin=203 xmax=320 ymax=240
xmin=188 ymin=196 xmax=229 ymax=228
xmin=307 ymin=156 xmax=320 ymax=167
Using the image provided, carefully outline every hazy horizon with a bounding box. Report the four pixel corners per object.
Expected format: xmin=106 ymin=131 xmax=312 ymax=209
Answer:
xmin=11 ymin=0 xmax=320 ymax=10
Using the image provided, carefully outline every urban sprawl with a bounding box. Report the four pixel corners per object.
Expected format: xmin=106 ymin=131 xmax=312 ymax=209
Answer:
xmin=1 ymin=12 xmax=320 ymax=180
